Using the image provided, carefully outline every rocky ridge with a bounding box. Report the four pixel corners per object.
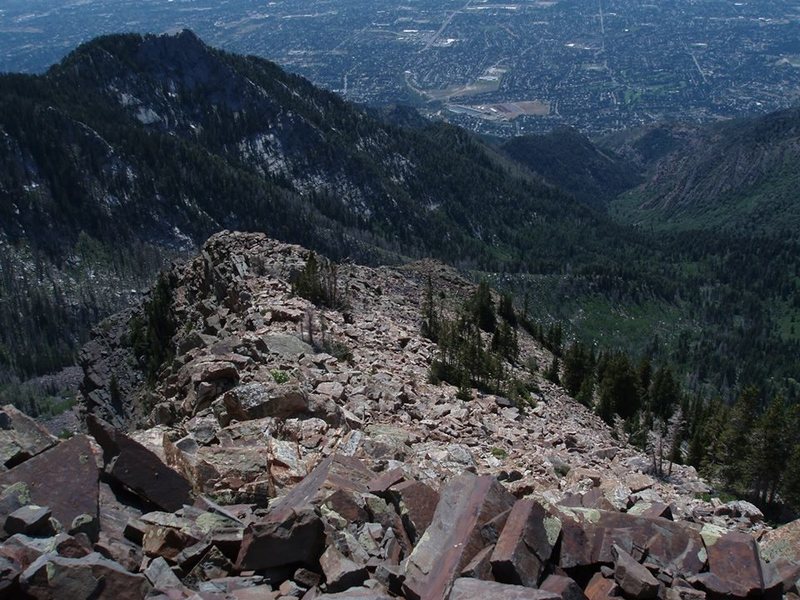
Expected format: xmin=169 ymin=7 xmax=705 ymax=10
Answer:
xmin=0 ymin=230 xmax=798 ymax=599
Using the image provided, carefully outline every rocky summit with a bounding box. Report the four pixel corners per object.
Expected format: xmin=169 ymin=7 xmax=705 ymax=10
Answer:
xmin=0 ymin=230 xmax=797 ymax=599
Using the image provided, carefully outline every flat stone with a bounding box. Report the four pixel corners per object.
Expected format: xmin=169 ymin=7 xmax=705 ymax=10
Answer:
xmin=403 ymin=473 xmax=515 ymax=600
xmin=0 ymin=435 xmax=99 ymax=529
xmin=556 ymin=508 xmax=705 ymax=576
xmin=584 ymin=573 xmax=620 ymax=600
xmin=263 ymin=334 xmax=313 ymax=358
xmin=20 ymin=551 xmax=152 ymax=599
xmin=448 ymin=578 xmax=560 ymax=600
xmin=88 ymin=415 xmax=192 ymax=512
xmin=705 ymin=531 xmax=766 ymax=598
xmin=0 ymin=405 xmax=57 ymax=469
xmin=760 ymin=517 xmax=800 ymax=563
xmin=223 ymin=382 xmax=308 ymax=420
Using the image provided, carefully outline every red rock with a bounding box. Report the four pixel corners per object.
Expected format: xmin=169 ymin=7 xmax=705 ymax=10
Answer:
xmin=705 ymin=531 xmax=767 ymax=598
xmin=0 ymin=435 xmax=99 ymax=529
xmin=367 ymin=468 xmax=406 ymax=494
xmin=491 ymin=500 xmax=553 ymax=587
xmin=460 ymin=545 xmax=494 ymax=580
xmin=319 ymin=545 xmax=369 ymax=592
xmin=612 ymin=544 xmax=659 ymax=599
xmin=387 ymin=480 xmax=439 ymax=544
xmin=556 ymin=508 xmax=705 ymax=576
xmin=539 ymin=574 xmax=588 ymax=600
xmin=403 ymin=473 xmax=515 ymax=600
xmin=143 ymin=525 xmax=199 ymax=562
xmin=88 ymin=415 xmax=192 ymax=512
xmin=584 ymin=573 xmax=619 ymax=600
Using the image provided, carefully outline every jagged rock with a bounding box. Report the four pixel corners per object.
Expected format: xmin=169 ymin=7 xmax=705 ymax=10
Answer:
xmin=0 ymin=405 xmax=57 ymax=468
xmin=584 ymin=573 xmax=620 ymax=600
xmin=714 ymin=500 xmax=763 ymax=523
xmin=183 ymin=545 xmax=234 ymax=587
xmin=223 ymin=382 xmax=308 ymax=420
xmin=665 ymin=586 xmax=707 ymax=600
xmin=403 ymin=473 xmax=515 ymax=600
xmin=447 ymin=577 xmax=560 ymax=599
xmin=87 ymin=415 xmax=192 ymax=511
xmin=0 ymin=435 xmax=99 ymax=530
xmin=556 ymin=508 xmax=705 ymax=576
xmin=490 ymin=499 xmax=559 ymax=587
xmin=460 ymin=544 xmax=494 ymax=579
xmin=69 ymin=514 xmax=100 ymax=543
xmin=143 ymin=523 xmax=199 ymax=562
xmin=144 ymin=556 xmax=183 ymax=589
xmin=19 ymin=552 xmax=152 ymax=599
xmin=320 ymin=545 xmax=369 ymax=592
xmin=612 ymin=544 xmax=659 ymax=599
xmin=236 ymin=506 xmax=324 ymax=571
xmin=385 ymin=480 xmax=439 ymax=544
xmin=4 ymin=506 xmax=54 ymax=537
xmin=0 ymin=554 xmax=20 ymax=598
xmin=539 ymin=574 xmax=587 ymax=600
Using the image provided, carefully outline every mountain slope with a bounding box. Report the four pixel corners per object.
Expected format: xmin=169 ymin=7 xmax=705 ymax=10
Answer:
xmin=501 ymin=127 xmax=642 ymax=206
xmin=605 ymin=108 xmax=800 ymax=233
xmin=1 ymin=31 xmax=651 ymax=379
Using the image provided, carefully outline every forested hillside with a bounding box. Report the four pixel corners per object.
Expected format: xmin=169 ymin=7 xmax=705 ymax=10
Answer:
xmin=0 ymin=30 xmax=798 ymax=416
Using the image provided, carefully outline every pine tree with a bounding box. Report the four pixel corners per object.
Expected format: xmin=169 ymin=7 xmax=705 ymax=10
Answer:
xmin=717 ymin=387 xmax=759 ymax=492
xmin=545 ymin=356 xmax=561 ymax=384
xmin=470 ymin=281 xmax=496 ymax=333
xmin=650 ymin=366 xmax=680 ymax=421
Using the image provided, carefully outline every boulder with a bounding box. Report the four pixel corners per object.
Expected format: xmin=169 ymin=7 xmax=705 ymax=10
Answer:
xmin=403 ymin=473 xmax=515 ymax=600
xmin=556 ymin=508 xmax=705 ymax=576
xmin=236 ymin=506 xmax=324 ymax=571
xmin=4 ymin=506 xmax=53 ymax=537
xmin=584 ymin=573 xmax=620 ymax=600
xmin=539 ymin=574 xmax=588 ymax=600
xmin=320 ymin=545 xmax=369 ymax=592
xmin=222 ymin=382 xmax=308 ymax=420
xmin=87 ymin=415 xmax=192 ymax=512
xmin=0 ymin=405 xmax=57 ymax=468
xmin=19 ymin=552 xmax=152 ymax=599
xmin=612 ymin=544 xmax=659 ymax=599
xmin=0 ymin=435 xmax=99 ymax=529
xmin=490 ymin=499 xmax=560 ymax=587
xmin=760 ymin=517 xmax=800 ymax=563
xmin=705 ymin=530 xmax=767 ymax=598
xmin=386 ymin=480 xmax=439 ymax=544
xmin=447 ymin=578 xmax=560 ymax=600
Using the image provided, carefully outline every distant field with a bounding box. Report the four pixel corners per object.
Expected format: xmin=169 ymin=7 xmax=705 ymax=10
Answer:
xmin=446 ymin=100 xmax=550 ymax=121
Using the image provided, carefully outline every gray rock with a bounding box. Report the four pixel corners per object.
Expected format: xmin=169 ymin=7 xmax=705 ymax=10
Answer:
xmin=223 ymin=382 xmax=308 ymax=420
